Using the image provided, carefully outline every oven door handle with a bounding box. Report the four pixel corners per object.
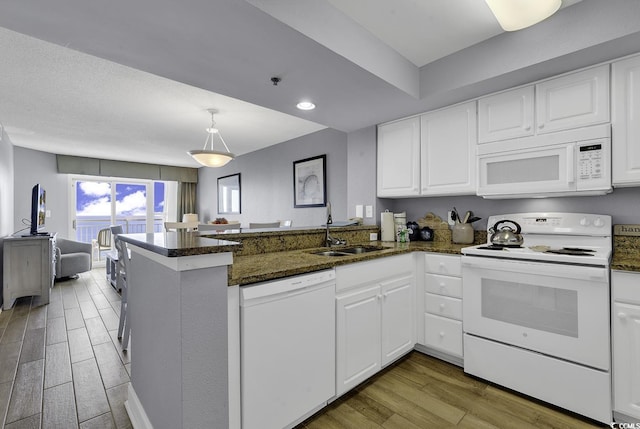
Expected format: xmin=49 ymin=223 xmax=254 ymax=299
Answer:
xmin=462 ymin=257 xmax=608 ymax=281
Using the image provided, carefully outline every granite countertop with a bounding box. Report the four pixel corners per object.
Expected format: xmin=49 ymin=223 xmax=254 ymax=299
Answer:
xmin=117 ymin=232 xmax=241 ymax=257
xmin=612 ymin=234 xmax=640 ymax=273
xmin=230 ymin=240 xmax=471 ymax=286
xmin=115 ymin=228 xmax=476 ymax=284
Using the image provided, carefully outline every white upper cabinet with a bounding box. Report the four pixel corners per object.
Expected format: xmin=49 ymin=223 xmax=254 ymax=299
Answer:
xmin=612 ymin=54 xmax=640 ymax=186
xmin=478 ymin=65 xmax=610 ymax=144
xmin=377 ymin=104 xmax=476 ymax=198
xmin=420 ymin=102 xmax=477 ymax=196
xmin=377 ymin=117 xmax=421 ymax=197
xmin=478 ymin=86 xmax=534 ymax=143
xmin=536 ymin=65 xmax=610 ymax=134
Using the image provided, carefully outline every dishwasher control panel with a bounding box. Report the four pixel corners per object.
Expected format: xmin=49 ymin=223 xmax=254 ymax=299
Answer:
xmin=240 ymin=269 xmax=336 ymax=304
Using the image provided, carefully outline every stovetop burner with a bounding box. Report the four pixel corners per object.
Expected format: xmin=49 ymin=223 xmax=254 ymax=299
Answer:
xmin=562 ymin=247 xmax=596 ymax=253
xmin=544 ymin=247 xmax=596 ymax=256
xmin=477 ymin=245 xmax=523 ymax=250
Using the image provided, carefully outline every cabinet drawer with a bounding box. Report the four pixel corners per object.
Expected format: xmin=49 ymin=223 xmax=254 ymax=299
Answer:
xmin=423 ymin=313 xmax=463 ymax=357
xmin=336 ymin=254 xmax=413 ymax=293
xmin=425 ymin=293 xmax=462 ymax=320
xmin=424 ymin=254 xmax=461 ymax=276
xmin=424 ymin=273 xmax=462 ymax=298
xmin=613 ymin=270 xmax=640 ymax=304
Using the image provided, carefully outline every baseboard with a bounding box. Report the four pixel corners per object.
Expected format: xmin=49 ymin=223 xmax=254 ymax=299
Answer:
xmin=125 ymin=383 xmax=154 ymax=429
xmin=614 ymin=410 xmax=640 ymax=423
xmin=414 ymin=344 xmax=463 ymax=367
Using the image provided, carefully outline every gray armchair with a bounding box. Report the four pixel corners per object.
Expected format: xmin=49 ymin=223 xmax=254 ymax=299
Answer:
xmin=55 ymin=238 xmax=92 ymax=280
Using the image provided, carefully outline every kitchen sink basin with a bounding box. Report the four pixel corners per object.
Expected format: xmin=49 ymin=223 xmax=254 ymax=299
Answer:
xmin=310 ymin=246 xmax=385 ymax=257
xmin=338 ymin=246 xmax=384 ymax=254
xmin=312 ymin=250 xmax=349 ymax=257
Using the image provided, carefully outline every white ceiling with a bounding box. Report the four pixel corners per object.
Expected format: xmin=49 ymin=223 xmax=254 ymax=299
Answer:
xmin=0 ymin=0 xmax=584 ymax=168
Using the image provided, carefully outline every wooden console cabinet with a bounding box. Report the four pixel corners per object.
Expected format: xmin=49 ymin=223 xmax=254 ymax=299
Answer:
xmin=3 ymin=234 xmax=56 ymax=309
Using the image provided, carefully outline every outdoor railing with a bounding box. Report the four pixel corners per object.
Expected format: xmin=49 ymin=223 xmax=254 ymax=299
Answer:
xmin=75 ymin=216 xmax=165 ymax=243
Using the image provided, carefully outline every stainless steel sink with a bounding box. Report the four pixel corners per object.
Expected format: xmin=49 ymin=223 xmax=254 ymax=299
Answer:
xmin=311 ymin=250 xmax=349 ymax=257
xmin=338 ymin=246 xmax=384 ymax=254
xmin=310 ymin=246 xmax=385 ymax=256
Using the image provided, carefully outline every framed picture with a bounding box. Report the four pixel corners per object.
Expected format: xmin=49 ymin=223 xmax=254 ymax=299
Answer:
xmin=217 ymin=173 xmax=241 ymax=214
xmin=293 ymin=154 xmax=326 ymax=208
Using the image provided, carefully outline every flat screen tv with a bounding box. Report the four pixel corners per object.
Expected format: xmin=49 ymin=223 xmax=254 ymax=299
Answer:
xmin=30 ymin=184 xmax=47 ymax=235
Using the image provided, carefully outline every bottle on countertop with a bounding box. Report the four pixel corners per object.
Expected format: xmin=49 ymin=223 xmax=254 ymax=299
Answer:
xmin=393 ymin=212 xmax=407 ymax=241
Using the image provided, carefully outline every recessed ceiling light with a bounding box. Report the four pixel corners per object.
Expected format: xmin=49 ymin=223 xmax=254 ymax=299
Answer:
xmin=296 ymin=101 xmax=316 ymax=110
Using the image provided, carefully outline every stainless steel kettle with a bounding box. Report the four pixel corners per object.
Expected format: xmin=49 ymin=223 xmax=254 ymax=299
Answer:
xmin=489 ymin=220 xmax=523 ymax=247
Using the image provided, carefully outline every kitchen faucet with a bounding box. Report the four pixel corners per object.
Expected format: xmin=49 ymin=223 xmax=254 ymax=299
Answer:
xmin=325 ymin=202 xmax=346 ymax=247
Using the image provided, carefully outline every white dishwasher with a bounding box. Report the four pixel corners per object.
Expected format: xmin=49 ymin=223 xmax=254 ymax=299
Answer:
xmin=240 ymin=269 xmax=336 ymax=429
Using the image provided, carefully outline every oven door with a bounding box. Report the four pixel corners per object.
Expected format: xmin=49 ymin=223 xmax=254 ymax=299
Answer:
xmin=462 ymin=256 xmax=609 ymax=370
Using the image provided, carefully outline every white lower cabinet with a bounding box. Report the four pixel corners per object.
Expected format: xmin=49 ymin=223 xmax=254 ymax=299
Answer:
xmin=423 ymin=313 xmax=463 ymax=357
xmin=381 ymin=276 xmax=416 ymax=365
xmin=335 ymin=254 xmax=415 ymax=396
xmin=336 ymin=284 xmax=382 ymax=395
xmin=418 ymin=254 xmax=463 ymax=363
xmin=612 ymin=270 xmax=640 ymax=422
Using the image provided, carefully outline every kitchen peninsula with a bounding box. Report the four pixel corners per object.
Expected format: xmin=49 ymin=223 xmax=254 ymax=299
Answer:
xmin=116 ymin=232 xmax=240 ymax=429
xmin=117 ymin=225 xmax=482 ymax=429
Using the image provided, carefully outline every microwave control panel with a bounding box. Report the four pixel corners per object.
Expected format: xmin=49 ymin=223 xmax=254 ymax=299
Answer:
xmin=578 ymin=143 xmax=603 ymax=181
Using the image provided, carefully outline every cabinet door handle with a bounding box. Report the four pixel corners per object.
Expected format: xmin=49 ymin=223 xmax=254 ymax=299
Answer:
xmin=618 ymin=312 xmax=627 ymax=319
xmin=538 ymin=123 xmax=545 ymax=129
xmin=377 ymin=294 xmax=382 ymax=301
xmin=524 ymin=125 xmax=531 ymax=131
xmin=439 ymin=332 xmax=445 ymax=337
xmin=439 ymin=303 xmax=445 ymax=311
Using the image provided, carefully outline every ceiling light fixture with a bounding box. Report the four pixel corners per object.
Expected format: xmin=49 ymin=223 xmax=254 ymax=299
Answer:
xmin=485 ymin=0 xmax=561 ymax=31
xmin=296 ymin=101 xmax=316 ymax=111
xmin=188 ymin=109 xmax=235 ymax=168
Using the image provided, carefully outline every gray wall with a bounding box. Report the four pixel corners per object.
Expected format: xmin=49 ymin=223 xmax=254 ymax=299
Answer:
xmin=0 ymin=126 xmax=15 ymax=308
xmin=382 ymin=188 xmax=640 ymax=233
xmin=197 ymin=128 xmax=348 ymax=227
xmin=0 ymin=127 xmax=14 ymax=237
xmin=346 ymin=126 xmax=377 ymax=225
xmin=14 ymin=147 xmax=70 ymax=238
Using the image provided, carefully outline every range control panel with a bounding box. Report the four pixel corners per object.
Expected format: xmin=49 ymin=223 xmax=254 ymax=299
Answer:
xmin=487 ymin=213 xmax=612 ymax=236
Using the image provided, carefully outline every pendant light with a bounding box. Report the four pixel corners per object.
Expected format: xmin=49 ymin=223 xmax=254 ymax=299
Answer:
xmin=188 ymin=109 xmax=235 ymax=167
xmin=485 ymin=0 xmax=561 ymax=31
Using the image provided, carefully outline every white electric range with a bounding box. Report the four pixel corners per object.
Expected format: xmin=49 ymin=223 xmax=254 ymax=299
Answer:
xmin=461 ymin=212 xmax=613 ymax=424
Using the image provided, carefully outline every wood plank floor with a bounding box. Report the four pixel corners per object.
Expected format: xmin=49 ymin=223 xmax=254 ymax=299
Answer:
xmin=296 ymin=351 xmax=606 ymax=429
xmin=0 ymin=267 xmax=131 ymax=429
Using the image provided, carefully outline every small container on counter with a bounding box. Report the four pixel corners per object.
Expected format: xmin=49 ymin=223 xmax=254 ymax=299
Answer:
xmin=381 ymin=210 xmax=395 ymax=242
xmin=452 ymin=222 xmax=474 ymax=244
xmin=406 ymin=221 xmax=420 ymax=241
xmin=420 ymin=226 xmax=434 ymax=241
xmin=393 ymin=212 xmax=407 ymax=239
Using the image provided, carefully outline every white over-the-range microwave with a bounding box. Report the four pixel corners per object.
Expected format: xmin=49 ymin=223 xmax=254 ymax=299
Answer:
xmin=477 ymin=124 xmax=611 ymax=199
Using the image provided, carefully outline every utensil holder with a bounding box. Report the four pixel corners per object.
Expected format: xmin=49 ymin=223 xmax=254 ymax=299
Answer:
xmin=452 ymin=223 xmax=474 ymax=244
